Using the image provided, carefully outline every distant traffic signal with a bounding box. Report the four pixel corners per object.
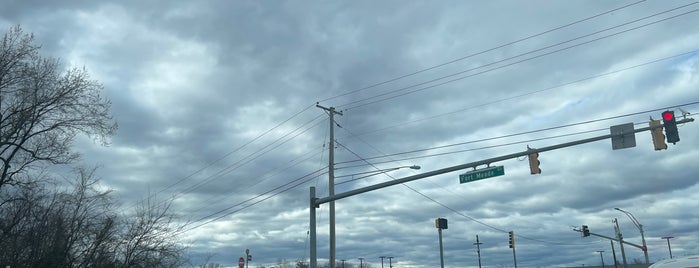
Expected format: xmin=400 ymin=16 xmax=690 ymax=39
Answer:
xmin=662 ymin=111 xmax=680 ymax=144
xmin=528 ymin=152 xmax=541 ymax=174
xmin=508 ymin=231 xmax=515 ymax=248
xmin=435 ymin=218 xmax=448 ymax=229
xmin=649 ymin=119 xmax=667 ymax=150
xmin=582 ymin=225 xmax=590 ymax=237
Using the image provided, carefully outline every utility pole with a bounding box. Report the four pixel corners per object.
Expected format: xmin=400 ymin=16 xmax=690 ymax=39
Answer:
xmin=597 ymin=250 xmax=605 ymax=268
xmin=380 ymin=256 xmax=386 ymax=268
xmin=387 ymin=257 xmax=394 ymax=268
xmin=317 ymin=104 xmax=342 ymax=268
xmin=358 ymin=258 xmax=364 ymax=268
xmin=474 ymin=235 xmax=483 ymax=268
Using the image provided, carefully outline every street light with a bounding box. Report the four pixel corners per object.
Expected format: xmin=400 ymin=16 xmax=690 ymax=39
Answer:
xmin=614 ymin=208 xmax=649 ymax=264
xmin=661 ymin=236 xmax=674 ymax=259
xmin=335 ymin=165 xmax=421 ymax=185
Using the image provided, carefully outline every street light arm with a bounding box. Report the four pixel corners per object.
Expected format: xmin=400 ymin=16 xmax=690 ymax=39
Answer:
xmin=615 ymin=208 xmax=642 ymax=230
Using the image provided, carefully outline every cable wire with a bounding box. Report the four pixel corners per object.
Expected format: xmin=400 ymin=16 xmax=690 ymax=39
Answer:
xmin=316 ymin=0 xmax=648 ymax=104
xmin=338 ymin=4 xmax=699 ymax=111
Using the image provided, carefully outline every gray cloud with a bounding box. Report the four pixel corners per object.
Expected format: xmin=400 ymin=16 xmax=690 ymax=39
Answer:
xmin=3 ymin=0 xmax=699 ymax=267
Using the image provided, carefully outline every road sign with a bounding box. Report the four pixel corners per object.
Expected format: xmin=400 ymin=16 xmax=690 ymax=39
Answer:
xmin=239 ymin=257 xmax=245 ymax=268
xmin=459 ymin=166 xmax=504 ymax=183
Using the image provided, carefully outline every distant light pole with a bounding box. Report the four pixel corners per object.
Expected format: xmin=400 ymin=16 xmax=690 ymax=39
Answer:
xmin=662 ymin=236 xmax=675 ymax=259
xmin=358 ymin=257 xmax=364 ymax=268
xmin=380 ymin=256 xmax=386 ymax=268
xmin=387 ymin=257 xmax=394 ymax=268
xmin=597 ymin=250 xmax=606 ymax=268
xmin=341 ymin=259 xmax=346 ymax=268
xmin=615 ymin=208 xmax=649 ymax=264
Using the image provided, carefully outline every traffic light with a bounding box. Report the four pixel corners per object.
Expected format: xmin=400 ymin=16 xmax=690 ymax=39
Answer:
xmin=582 ymin=225 xmax=590 ymax=237
xmin=508 ymin=231 xmax=515 ymax=248
xmin=662 ymin=110 xmax=680 ymax=144
xmin=528 ymin=152 xmax=541 ymax=174
xmin=650 ymin=119 xmax=667 ymax=150
xmin=435 ymin=218 xmax=448 ymax=229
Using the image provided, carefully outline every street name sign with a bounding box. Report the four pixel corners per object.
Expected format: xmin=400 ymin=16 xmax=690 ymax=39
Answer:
xmin=459 ymin=166 xmax=504 ymax=184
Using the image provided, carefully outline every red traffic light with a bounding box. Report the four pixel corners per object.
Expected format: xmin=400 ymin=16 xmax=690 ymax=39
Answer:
xmin=662 ymin=111 xmax=674 ymax=121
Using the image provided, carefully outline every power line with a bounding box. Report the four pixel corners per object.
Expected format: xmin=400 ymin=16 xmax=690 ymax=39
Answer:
xmin=167 ymin=113 xmax=325 ymax=206
xmin=342 ymin=49 xmax=699 ymax=138
xmin=182 ymin=165 xmax=327 ymax=233
xmin=338 ymin=4 xmax=699 ymax=111
xmin=129 ymin=103 xmax=318 ymax=210
xmin=316 ymin=0 xmax=647 ymax=104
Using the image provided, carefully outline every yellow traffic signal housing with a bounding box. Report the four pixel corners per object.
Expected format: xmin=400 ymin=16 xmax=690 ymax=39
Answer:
xmin=650 ymin=119 xmax=667 ymax=151
xmin=528 ymin=152 xmax=541 ymax=174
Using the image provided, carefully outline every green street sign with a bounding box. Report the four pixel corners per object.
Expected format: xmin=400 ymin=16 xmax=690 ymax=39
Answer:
xmin=459 ymin=166 xmax=504 ymax=184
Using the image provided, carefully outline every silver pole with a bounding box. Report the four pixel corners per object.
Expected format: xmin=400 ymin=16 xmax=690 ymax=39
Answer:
xmin=310 ymin=187 xmax=317 ymax=268
xmin=614 ymin=218 xmax=628 ymax=268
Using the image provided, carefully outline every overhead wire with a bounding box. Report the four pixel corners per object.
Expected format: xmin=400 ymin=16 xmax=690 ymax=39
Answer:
xmin=335 ymin=130 xmax=573 ymax=245
xmin=182 ymin=165 xmax=327 ymax=233
xmin=338 ymin=4 xmax=699 ymax=111
xmin=127 ymin=103 xmax=318 ymax=210
xmin=167 ymin=113 xmax=325 ymax=204
xmin=315 ymin=0 xmax=648 ymax=104
xmin=343 ymin=49 xmax=699 ymax=138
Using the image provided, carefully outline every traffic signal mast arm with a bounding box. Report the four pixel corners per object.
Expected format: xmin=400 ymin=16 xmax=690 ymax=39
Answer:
xmin=314 ymin=117 xmax=694 ymax=206
xmin=573 ymin=228 xmax=646 ymax=250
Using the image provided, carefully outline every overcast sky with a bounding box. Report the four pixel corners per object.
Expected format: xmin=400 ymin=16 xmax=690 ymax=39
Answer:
xmin=2 ymin=1 xmax=699 ymax=267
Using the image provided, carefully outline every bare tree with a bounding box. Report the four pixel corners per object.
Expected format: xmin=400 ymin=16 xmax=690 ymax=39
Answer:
xmin=120 ymin=194 xmax=188 ymax=268
xmin=0 ymin=25 xmax=117 ymax=192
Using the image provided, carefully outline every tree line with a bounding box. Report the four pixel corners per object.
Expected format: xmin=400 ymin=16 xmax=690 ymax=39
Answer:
xmin=0 ymin=25 xmax=187 ymax=267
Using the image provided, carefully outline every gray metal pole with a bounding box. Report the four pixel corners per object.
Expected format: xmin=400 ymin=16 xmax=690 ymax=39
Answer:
xmin=512 ymin=242 xmax=518 ymax=268
xmin=640 ymin=224 xmax=649 ymax=264
xmin=310 ymin=187 xmax=317 ymax=268
xmin=611 ymin=240 xmax=618 ymax=268
xmin=614 ymin=218 xmax=628 ymax=268
xmin=438 ymin=228 xmax=445 ymax=268
xmin=597 ymin=250 xmax=605 ymax=268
